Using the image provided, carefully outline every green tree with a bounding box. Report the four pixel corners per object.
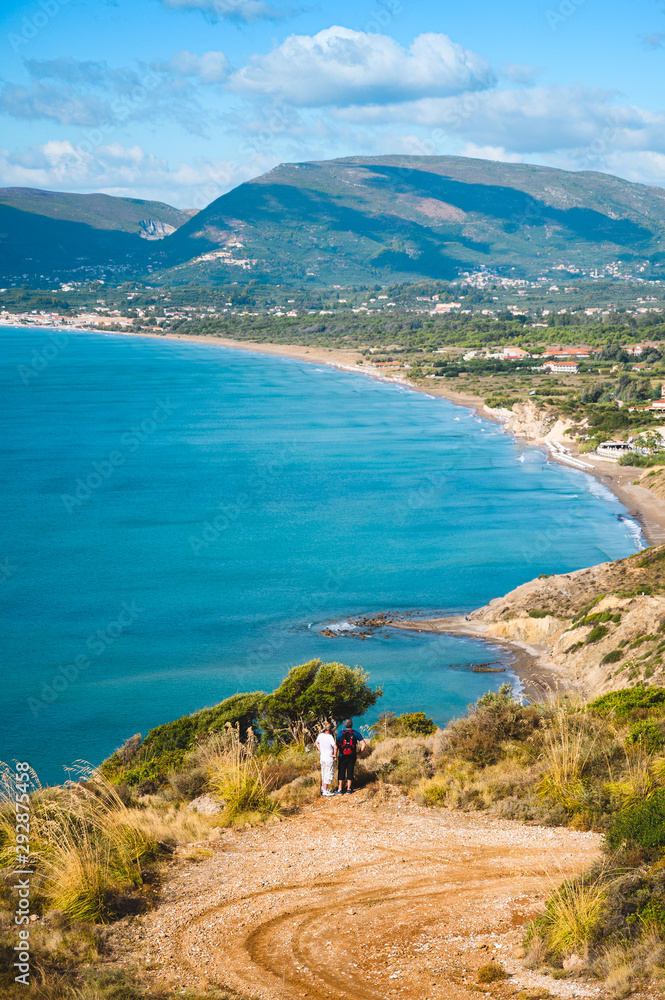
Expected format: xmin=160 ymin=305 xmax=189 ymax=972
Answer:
xmin=261 ymin=659 xmax=382 ymax=741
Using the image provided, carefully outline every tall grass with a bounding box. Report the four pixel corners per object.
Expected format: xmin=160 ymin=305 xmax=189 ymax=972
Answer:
xmin=0 ymin=763 xmax=158 ymax=922
xmin=535 ymin=875 xmax=609 ymax=959
xmin=537 ymin=702 xmax=609 ymax=815
xmin=195 ymin=725 xmax=279 ymax=824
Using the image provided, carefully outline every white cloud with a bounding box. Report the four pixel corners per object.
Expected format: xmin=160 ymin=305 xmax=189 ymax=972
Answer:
xmin=230 ymin=27 xmax=494 ymax=106
xmin=0 ymin=60 xmax=209 ymax=134
xmin=335 ymin=85 xmax=665 ymax=157
xmin=0 ymin=141 xmax=262 ymax=208
xmin=159 ymin=0 xmax=284 ymax=22
xmin=0 ymin=82 xmax=109 ymax=127
xmin=164 ymin=50 xmax=230 ymax=83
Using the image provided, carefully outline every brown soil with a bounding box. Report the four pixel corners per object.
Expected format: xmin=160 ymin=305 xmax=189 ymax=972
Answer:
xmin=111 ymin=787 xmax=603 ymax=1000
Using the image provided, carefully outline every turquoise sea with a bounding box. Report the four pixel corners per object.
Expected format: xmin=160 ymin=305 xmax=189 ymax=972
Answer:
xmin=0 ymin=328 xmax=643 ymax=783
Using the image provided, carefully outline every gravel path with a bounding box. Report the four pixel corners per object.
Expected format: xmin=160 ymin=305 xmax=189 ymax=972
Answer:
xmin=111 ymin=787 xmax=604 ymax=1000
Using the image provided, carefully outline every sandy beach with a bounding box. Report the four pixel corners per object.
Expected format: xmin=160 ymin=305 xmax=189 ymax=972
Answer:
xmin=128 ymin=328 xmax=665 ymax=702
xmin=124 ymin=327 xmax=665 ymax=548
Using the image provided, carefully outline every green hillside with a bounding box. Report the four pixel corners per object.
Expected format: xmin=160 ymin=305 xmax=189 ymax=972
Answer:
xmin=0 ymin=188 xmax=194 ymax=282
xmin=4 ymin=157 xmax=665 ymax=286
xmin=152 ymin=155 xmax=665 ymax=284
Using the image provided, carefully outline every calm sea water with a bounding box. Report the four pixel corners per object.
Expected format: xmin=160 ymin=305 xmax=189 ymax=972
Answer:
xmin=0 ymin=328 xmax=642 ymax=783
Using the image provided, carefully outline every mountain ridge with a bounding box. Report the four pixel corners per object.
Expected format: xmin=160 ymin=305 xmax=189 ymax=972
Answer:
xmin=152 ymin=154 xmax=665 ymax=285
xmin=3 ymin=156 xmax=665 ymax=285
xmin=0 ymin=188 xmax=195 ymax=282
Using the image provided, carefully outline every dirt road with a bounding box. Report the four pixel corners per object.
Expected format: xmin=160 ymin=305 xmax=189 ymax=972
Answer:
xmin=114 ymin=788 xmax=603 ymax=1000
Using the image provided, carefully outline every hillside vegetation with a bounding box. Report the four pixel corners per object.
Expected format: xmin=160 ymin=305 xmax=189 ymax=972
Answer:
xmin=155 ymin=155 xmax=665 ymax=284
xmin=458 ymin=544 xmax=665 ymax=697
xmin=6 ymin=154 xmax=665 ymax=284
xmin=0 ymin=188 xmax=194 ymax=283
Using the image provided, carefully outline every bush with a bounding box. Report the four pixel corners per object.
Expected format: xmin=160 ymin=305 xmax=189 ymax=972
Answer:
xmin=364 ymin=737 xmax=433 ymax=788
xmin=574 ymin=612 xmax=621 ymax=628
xmin=477 ymin=963 xmax=508 ymax=983
xmin=445 ymin=685 xmax=543 ymax=767
xmin=605 ymin=788 xmax=665 ymax=859
xmin=371 ymin=711 xmax=436 ymax=738
xmin=168 ymin=768 xmax=207 ymax=801
xmin=590 ymin=685 xmax=665 ymax=719
xmin=592 ymin=867 xmax=665 ymax=946
xmin=197 ymin=727 xmax=279 ymax=825
xmin=601 ymin=650 xmax=623 ymax=665
xmin=528 ymin=609 xmax=550 ymax=619
xmin=0 ymin=769 xmax=159 ymax=923
xmin=587 ymin=625 xmax=609 ymax=644
xmin=626 ymin=719 xmax=665 ymax=753
xmin=261 ymin=659 xmax=382 ymax=741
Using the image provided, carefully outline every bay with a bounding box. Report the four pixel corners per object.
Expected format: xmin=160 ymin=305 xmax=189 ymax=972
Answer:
xmin=0 ymin=328 xmax=641 ymax=783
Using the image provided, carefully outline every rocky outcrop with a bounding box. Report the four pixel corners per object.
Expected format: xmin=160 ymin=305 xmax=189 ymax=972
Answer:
xmin=484 ymin=400 xmax=579 ymax=450
xmin=186 ymin=793 xmax=225 ymax=815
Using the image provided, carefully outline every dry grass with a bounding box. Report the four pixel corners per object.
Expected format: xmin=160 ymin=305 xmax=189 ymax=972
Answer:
xmin=537 ymin=704 xmax=602 ymax=813
xmin=194 ymin=725 xmax=280 ymax=825
xmin=0 ymin=764 xmax=160 ymax=922
xmin=538 ymin=875 xmax=609 ymax=959
xmin=122 ymin=802 xmax=216 ymax=845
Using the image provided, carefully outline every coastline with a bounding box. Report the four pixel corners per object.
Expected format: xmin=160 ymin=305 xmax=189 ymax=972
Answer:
xmin=389 ymin=618 xmax=572 ymax=704
xmin=14 ymin=323 xmax=664 ymax=704
xmin=113 ymin=326 xmax=665 ymax=549
xmin=128 ymin=328 xmax=665 ymax=702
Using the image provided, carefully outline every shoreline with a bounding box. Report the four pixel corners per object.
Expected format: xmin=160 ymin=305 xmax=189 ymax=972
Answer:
xmin=13 ymin=323 xmax=664 ymax=704
xmin=388 ymin=618 xmax=572 ymax=704
xmin=121 ymin=326 xmax=665 ymax=548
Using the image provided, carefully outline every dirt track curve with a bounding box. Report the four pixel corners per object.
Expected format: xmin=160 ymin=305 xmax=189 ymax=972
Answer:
xmin=113 ymin=788 xmax=605 ymax=1000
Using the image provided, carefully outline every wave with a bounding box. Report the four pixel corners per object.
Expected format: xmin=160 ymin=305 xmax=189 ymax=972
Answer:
xmin=616 ymin=514 xmax=646 ymax=550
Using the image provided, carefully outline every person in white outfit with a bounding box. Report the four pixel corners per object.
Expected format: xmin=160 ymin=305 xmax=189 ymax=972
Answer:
xmin=315 ymin=722 xmax=337 ymax=797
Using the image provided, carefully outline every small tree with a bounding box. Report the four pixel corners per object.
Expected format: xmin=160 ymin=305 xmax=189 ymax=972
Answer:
xmin=261 ymin=659 xmax=382 ymax=742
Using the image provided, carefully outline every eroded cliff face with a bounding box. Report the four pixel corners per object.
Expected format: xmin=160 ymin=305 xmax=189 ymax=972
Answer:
xmin=483 ymin=400 xmax=578 ymax=449
xmin=636 ymin=466 xmax=665 ymax=502
xmin=469 ymin=547 xmax=665 ymax=696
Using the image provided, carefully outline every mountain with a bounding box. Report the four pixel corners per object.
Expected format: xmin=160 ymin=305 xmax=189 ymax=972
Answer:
xmin=0 ymin=188 xmax=195 ymax=283
xmin=4 ymin=157 xmax=665 ymax=286
xmin=151 ymin=155 xmax=665 ymax=284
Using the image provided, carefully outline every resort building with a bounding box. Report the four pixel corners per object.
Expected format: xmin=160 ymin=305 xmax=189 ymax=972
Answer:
xmin=542 ymin=347 xmax=591 ymax=358
xmin=596 ymin=441 xmax=632 ymax=457
xmin=502 ymin=347 xmax=530 ymax=359
xmin=542 ymin=360 xmax=580 ymax=374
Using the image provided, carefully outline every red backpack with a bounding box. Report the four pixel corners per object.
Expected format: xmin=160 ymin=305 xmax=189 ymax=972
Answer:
xmin=340 ymin=730 xmax=357 ymax=756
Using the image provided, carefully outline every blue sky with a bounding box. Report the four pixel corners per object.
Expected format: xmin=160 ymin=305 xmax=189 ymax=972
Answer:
xmin=0 ymin=0 xmax=664 ymax=206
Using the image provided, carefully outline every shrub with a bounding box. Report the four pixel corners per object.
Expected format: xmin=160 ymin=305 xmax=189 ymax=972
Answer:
xmin=590 ymin=685 xmax=665 ymax=719
xmin=528 ymin=609 xmax=549 ymax=619
xmin=364 ymin=737 xmax=433 ymax=788
xmin=626 ymin=719 xmax=665 ymax=754
xmin=261 ymin=659 xmax=382 ymax=741
xmin=630 ymin=634 xmax=658 ymax=649
xmin=0 ymin=768 xmax=159 ymax=922
xmin=587 ymin=625 xmax=609 ymax=644
xmin=371 ymin=711 xmax=436 ymax=738
xmin=197 ymin=726 xmax=279 ymax=825
xmin=592 ymin=867 xmax=665 ymax=945
xmin=477 ymin=962 xmax=508 ymax=983
xmin=601 ymin=650 xmax=623 ymax=665
xmin=168 ymin=768 xmax=207 ymax=801
xmin=529 ymin=875 xmax=608 ymax=960
xmin=605 ymin=788 xmax=665 ymax=859
xmin=574 ymin=611 xmax=621 ymax=628
xmin=102 ymin=692 xmax=266 ymax=785
xmin=445 ymin=685 xmax=543 ymax=767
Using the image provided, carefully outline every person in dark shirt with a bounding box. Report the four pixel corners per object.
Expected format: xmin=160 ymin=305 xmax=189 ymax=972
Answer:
xmin=335 ymin=719 xmax=366 ymax=795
